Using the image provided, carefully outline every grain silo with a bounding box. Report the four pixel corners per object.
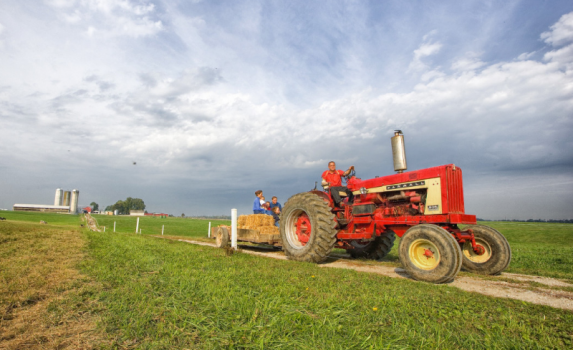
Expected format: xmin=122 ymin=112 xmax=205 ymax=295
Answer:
xmin=63 ymin=191 xmax=71 ymax=206
xmin=70 ymin=189 xmax=79 ymax=214
xmin=54 ymin=188 xmax=63 ymax=206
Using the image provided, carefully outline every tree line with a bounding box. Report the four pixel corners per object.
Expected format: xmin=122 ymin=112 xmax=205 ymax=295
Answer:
xmin=100 ymin=197 xmax=146 ymax=215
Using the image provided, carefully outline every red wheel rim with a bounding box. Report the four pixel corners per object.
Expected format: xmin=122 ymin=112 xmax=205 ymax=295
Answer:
xmin=295 ymin=213 xmax=312 ymax=245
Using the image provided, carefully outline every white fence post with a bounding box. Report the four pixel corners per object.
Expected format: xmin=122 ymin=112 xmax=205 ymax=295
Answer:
xmin=104 ymin=226 xmax=106 ymax=232
xmin=162 ymin=225 xmax=164 ymax=236
xmin=114 ymin=221 xmax=116 ymax=232
xmin=231 ymin=209 xmax=237 ymax=249
xmin=136 ymin=217 xmax=139 ymax=234
xmin=208 ymin=222 xmax=211 ymax=238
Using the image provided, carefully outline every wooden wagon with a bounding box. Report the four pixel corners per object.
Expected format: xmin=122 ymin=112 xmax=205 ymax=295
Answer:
xmin=211 ymin=225 xmax=282 ymax=248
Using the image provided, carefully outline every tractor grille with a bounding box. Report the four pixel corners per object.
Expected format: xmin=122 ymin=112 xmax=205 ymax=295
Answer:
xmin=446 ymin=165 xmax=465 ymax=214
xmin=352 ymin=203 xmax=376 ymax=216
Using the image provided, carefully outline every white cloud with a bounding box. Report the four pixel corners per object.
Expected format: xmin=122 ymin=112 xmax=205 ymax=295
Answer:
xmin=0 ymin=22 xmax=4 ymax=49
xmin=48 ymin=0 xmax=163 ymax=37
xmin=544 ymin=43 xmax=573 ymax=69
xmin=408 ymin=41 xmax=442 ymax=72
xmin=451 ymin=56 xmax=485 ymax=71
xmin=517 ymin=51 xmax=536 ymax=61
xmin=541 ymin=12 xmax=573 ymax=46
xmin=45 ymin=0 xmax=77 ymax=8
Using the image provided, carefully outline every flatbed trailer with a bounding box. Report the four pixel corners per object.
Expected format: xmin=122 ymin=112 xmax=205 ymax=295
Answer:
xmin=211 ymin=225 xmax=281 ymax=247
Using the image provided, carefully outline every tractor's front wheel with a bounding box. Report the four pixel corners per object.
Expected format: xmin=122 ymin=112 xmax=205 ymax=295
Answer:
xmin=348 ymin=231 xmax=396 ymax=260
xmin=399 ymin=224 xmax=462 ymax=283
xmin=280 ymin=192 xmax=337 ymax=263
xmin=461 ymin=225 xmax=511 ymax=275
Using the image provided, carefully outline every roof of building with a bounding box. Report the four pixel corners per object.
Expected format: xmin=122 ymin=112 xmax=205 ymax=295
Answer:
xmin=13 ymin=204 xmax=70 ymax=209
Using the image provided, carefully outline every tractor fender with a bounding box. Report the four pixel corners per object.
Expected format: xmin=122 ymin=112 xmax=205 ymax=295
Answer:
xmin=309 ymin=190 xmax=332 ymax=203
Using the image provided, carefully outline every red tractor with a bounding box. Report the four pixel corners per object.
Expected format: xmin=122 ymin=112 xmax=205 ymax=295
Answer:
xmin=280 ymin=131 xmax=511 ymax=283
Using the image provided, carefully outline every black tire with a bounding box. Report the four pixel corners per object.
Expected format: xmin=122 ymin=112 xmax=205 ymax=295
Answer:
xmin=461 ymin=225 xmax=511 ymax=275
xmin=348 ymin=231 xmax=396 ymax=260
xmin=215 ymin=226 xmax=230 ymax=248
xmin=399 ymin=224 xmax=462 ymax=283
xmin=280 ymin=192 xmax=337 ymax=263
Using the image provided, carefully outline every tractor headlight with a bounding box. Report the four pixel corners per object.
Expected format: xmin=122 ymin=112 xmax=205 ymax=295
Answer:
xmin=360 ymin=187 xmax=368 ymax=195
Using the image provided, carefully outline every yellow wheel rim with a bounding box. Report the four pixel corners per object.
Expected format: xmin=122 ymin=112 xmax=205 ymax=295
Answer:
xmin=409 ymin=239 xmax=440 ymax=270
xmin=462 ymin=239 xmax=492 ymax=263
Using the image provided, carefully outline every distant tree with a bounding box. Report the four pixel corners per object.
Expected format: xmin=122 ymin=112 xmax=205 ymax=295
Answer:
xmin=90 ymin=202 xmax=99 ymax=212
xmin=110 ymin=197 xmax=146 ymax=215
xmin=181 ymin=213 xmax=185 ymax=218
xmin=104 ymin=205 xmax=113 ymax=212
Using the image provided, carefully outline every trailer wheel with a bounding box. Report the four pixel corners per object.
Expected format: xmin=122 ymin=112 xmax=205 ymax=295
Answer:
xmin=348 ymin=231 xmax=396 ymax=260
xmin=280 ymin=192 xmax=337 ymax=263
xmin=215 ymin=226 xmax=230 ymax=248
xmin=461 ymin=225 xmax=511 ymax=275
xmin=399 ymin=224 xmax=462 ymax=283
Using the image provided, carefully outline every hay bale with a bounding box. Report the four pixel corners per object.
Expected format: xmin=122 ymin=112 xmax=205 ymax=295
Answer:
xmin=242 ymin=214 xmax=273 ymax=228
xmin=236 ymin=214 xmax=276 ymax=233
xmin=259 ymin=226 xmax=279 ymax=235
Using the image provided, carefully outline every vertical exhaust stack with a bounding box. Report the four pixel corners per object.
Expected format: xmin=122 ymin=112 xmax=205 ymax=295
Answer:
xmin=70 ymin=189 xmax=79 ymax=214
xmin=391 ymin=130 xmax=407 ymax=173
xmin=54 ymin=188 xmax=63 ymax=206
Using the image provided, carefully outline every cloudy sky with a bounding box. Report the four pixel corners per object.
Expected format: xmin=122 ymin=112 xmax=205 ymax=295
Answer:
xmin=1 ymin=0 xmax=572 ymax=220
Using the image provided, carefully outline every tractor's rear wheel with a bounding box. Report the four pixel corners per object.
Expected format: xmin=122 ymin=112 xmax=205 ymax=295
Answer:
xmin=399 ymin=224 xmax=462 ymax=283
xmin=215 ymin=226 xmax=230 ymax=248
xmin=280 ymin=192 xmax=337 ymax=263
xmin=461 ymin=225 xmax=511 ymax=275
xmin=348 ymin=231 xmax=396 ymax=260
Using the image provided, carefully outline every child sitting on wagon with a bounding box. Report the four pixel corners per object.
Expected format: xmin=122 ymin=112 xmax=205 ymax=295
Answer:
xmin=271 ymin=206 xmax=280 ymax=227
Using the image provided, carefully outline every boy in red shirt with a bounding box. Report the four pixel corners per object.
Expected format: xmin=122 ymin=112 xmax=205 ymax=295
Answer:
xmin=321 ymin=161 xmax=354 ymax=207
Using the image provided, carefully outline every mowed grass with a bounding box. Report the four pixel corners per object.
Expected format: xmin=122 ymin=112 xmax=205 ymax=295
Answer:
xmin=0 ymin=210 xmax=83 ymax=227
xmin=481 ymin=221 xmax=573 ymax=281
xmin=2 ymin=212 xmax=573 ymax=348
xmin=81 ymin=230 xmax=573 ymax=349
xmin=92 ymin=214 xmax=230 ymax=238
xmin=0 ymin=220 xmax=104 ymax=348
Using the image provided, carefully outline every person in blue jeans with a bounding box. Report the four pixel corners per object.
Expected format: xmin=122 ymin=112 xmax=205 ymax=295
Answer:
xmin=271 ymin=206 xmax=280 ymax=227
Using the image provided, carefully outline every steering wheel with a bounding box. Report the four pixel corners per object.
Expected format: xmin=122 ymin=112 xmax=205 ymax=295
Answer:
xmin=343 ymin=168 xmax=356 ymax=184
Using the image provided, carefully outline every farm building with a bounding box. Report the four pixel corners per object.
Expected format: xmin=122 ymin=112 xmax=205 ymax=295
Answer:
xmin=13 ymin=204 xmax=70 ymax=213
xmin=145 ymin=213 xmax=169 ymax=218
xmin=130 ymin=210 xmax=145 ymax=216
xmin=12 ymin=188 xmax=81 ymax=214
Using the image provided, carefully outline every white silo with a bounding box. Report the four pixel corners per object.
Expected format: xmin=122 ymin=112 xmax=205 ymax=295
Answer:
xmin=54 ymin=188 xmax=63 ymax=206
xmin=63 ymin=191 xmax=71 ymax=206
xmin=70 ymin=189 xmax=79 ymax=214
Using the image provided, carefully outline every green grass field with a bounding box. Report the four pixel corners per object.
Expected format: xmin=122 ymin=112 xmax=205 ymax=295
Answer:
xmin=1 ymin=212 xmax=573 ymax=348
xmin=0 ymin=210 xmax=83 ymax=226
xmin=90 ymin=213 xmax=230 ymax=237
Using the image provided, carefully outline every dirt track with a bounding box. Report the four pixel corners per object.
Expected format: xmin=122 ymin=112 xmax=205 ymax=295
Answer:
xmin=156 ymin=236 xmax=573 ymax=311
xmin=85 ymin=214 xmax=100 ymax=232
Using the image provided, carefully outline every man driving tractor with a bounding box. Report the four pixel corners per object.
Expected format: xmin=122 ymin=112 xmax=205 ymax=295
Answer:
xmin=322 ymin=161 xmax=355 ymax=207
